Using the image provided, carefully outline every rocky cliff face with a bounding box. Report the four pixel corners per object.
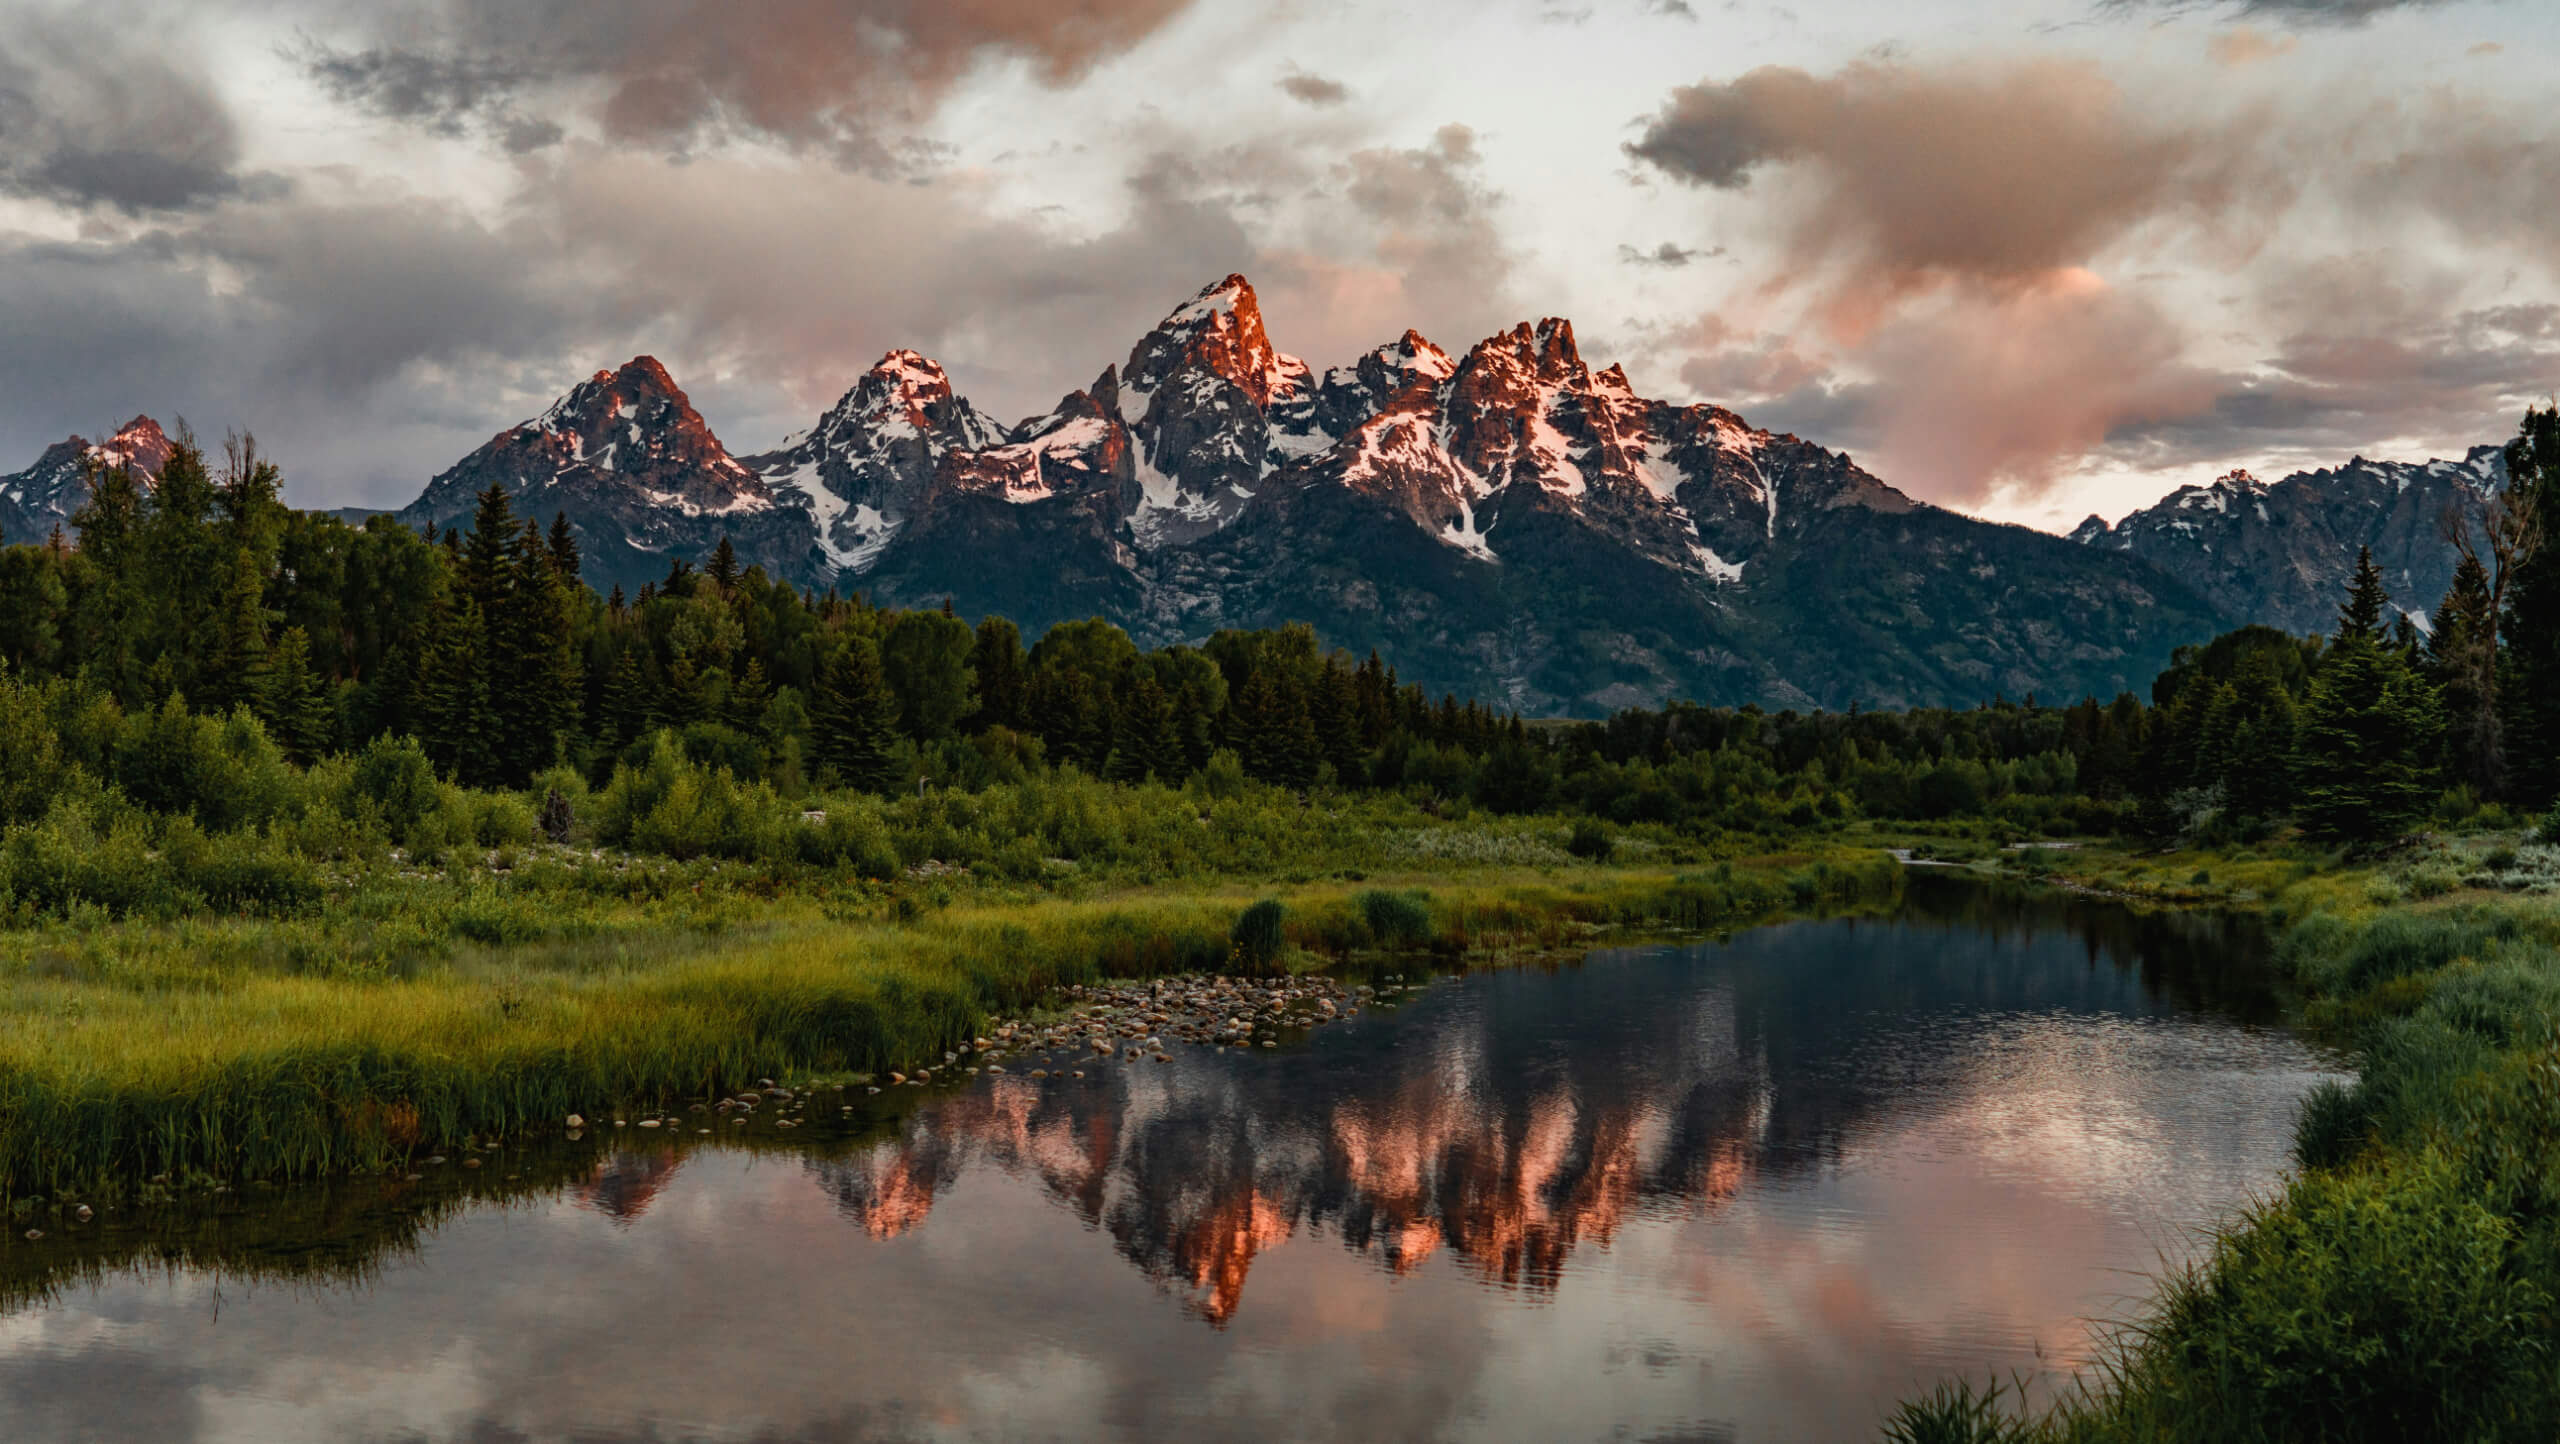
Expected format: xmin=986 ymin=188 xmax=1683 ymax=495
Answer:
xmin=397 ymin=358 xmax=815 ymax=589
xmin=367 ymin=274 xmax=2251 ymax=709
xmin=2070 ymin=447 xmax=2509 ymax=635
xmin=0 ymin=416 xmax=172 ymax=545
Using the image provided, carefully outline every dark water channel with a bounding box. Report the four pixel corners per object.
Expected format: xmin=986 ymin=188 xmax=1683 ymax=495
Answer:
xmin=1 ymin=877 xmax=2343 ymax=1442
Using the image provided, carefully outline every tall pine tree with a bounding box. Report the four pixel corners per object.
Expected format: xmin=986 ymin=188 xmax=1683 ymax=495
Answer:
xmin=813 ymin=632 xmax=901 ymax=792
xmin=547 ymin=511 xmax=581 ymax=579
xmin=970 ymin=616 xmax=1028 ymax=732
xmin=2429 ymin=551 xmax=2501 ymax=794
xmin=2296 ymin=557 xmax=2442 ymax=842
xmin=259 ymin=626 xmax=335 ymax=763
xmin=2498 ymin=404 xmax=2560 ymax=806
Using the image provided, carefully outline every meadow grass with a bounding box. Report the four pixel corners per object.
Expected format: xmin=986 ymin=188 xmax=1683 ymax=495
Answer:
xmin=0 ymin=846 xmax=1900 ymax=1203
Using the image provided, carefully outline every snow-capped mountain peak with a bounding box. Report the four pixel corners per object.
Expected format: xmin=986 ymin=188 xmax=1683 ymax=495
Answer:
xmin=0 ymin=415 xmax=173 ymax=544
xmin=2071 ymin=444 xmax=2512 ymax=633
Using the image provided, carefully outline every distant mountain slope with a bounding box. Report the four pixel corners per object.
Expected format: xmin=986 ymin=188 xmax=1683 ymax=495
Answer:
xmin=2070 ymin=447 xmax=2508 ymax=634
xmin=0 ymin=417 xmax=171 ymax=545
xmin=396 ymin=358 xmax=819 ymax=590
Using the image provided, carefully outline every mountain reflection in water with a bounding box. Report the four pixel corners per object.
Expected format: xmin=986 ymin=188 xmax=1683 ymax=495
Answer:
xmin=789 ymin=875 xmax=2294 ymax=1327
xmin=0 ymin=877 xmax=2339 ymax=1443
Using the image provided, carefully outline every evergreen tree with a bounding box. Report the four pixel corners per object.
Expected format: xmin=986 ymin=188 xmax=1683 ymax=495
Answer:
xmin=414 ymin=594 xmax=494 ymax=784
xmin=2217 ymin=650 xmax=2298 ymax=818
xmin=2499 ymin=405 xmax=2560 ymax=806
xmin=880 ymin=609 xmax=975 ymax=740
xmin=2430 ymin=552 xmax=2502 ymax=794
xmin=2337 ymin=545 xmax=2388 ymax=643
xmin=461 ymin=484 xmax=518 ymax=621
xmin=1311 ymin=661 xmax=1363 ymax=782
xmin=813 ymin=632 xmax=901 ymax=792
xmin=1108 ymin=673 xmax=1186 ymax=784
xmin=2150 ymin=668 xmax=2221 ymax=796
xmin=1233 ymin=667 xmax=1290 ymax=782
xmin=2296 ymin=565 xmax=2442 ymax=842
xmin=970 ymin=616 xmax=1029 ymax=732
xmin=202 ymin=546 xmax=271 ymax=713
xmin=547 ymin=512 xmax=581 ymax=579
xmin=707 ymin=535 xmax=740 ymax=594
xmin=259 ymin=626 xmax=335 ymax=763
xmin=601 ymin=649 xmax=650 ymax=749
xmin=497 ymin=517 xmax=581 ymax=780
xmin=725 ymin=657 xmax=773 ymax=737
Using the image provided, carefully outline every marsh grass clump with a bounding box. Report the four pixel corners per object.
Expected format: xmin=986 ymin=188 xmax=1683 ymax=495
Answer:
xmin=2292 ymin=1078 xmax=2375 ymax=1170
xmin=1356 ymin=889 xmax=1432 ymax=947
xmin=1879 ymin=1377 xmax=2030 ymax=1444
xmin=1230 ymin=899 xmax=1287 ymax=970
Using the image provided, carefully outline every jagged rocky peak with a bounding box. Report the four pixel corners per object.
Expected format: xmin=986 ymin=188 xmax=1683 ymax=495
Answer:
xmin=819 ymin=349 xmax=1005 ymax=449
xmin=519 ymin=356 xmax=739 ymax=473
xmin=1122 ymin=273 xmax=1307 ymax=411
xmin=1115 ymin=275 xmax=1317 ymax=547
xmin=0 ymin=415 xmax=176 ymax=544
xmin=2070 ymin=441 xmax=2513 ymax=634
xmin=1344 ymin=330 xmax=1456 ymax=397
xmin=744 ymin=349 xmax=1005 ymax=574
xmin=90 ymin=415 xmax=175 ymax=477
xmin=401 ymin=354 xmax=781 ymax=552
xmin=1439 ymin=318 xmax=1604 ymax=496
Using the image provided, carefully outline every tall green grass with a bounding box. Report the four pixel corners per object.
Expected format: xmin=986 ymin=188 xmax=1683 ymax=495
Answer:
xmin=0 ymin=851 xmax=1900 ymax=1202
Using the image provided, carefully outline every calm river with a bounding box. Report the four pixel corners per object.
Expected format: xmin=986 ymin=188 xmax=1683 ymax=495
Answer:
xmin=0 ymin=876 xmax=2342 ymax=1442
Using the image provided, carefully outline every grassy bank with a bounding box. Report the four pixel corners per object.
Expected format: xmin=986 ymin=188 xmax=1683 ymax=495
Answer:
xmin=0 ymin=837 xmax=1899 ymax=1205
xmin=1888 ymin=834 xmax=2560 ymax=1443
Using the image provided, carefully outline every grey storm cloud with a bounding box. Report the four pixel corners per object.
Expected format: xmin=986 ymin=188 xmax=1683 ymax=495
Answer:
xmin=1624 ymin=54 xmax=2560 ymax=502
xmin=1623 ymin=59 xmax=2269 ymax=307
xmin=1618 ymin=242 xmax=1716 ymax=267
xmin=299 ymin=0 xmax=1203 ymax=170
xmin=0 ymin=18 xmax=246 ymax=213
xmin=2101 ymin=265 xmax=2560 ymax=469
xmin=300 ymin=45 xmax=566 ymax=153
xmin=1277 ymin=71 xmax=1351 ymax=106
xmin=2103 ymin=0 xmax=2464 ymax=21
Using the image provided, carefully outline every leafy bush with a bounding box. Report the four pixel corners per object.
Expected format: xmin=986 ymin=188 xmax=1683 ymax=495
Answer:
xmin=1357 ymin=888 xmax=1432 ymax=946
xmin=2127 ymin=1162 xmax=2551 ymax=1441
xmin=1230 ymin=898 xmax=1286 ymax=969
xmin=345 ymin=734 xmax=440 ymax=843
xmin=2403 ymin=863 xmax=2461 ymax=900
xmin=1566 ymin=819 xmax=1614 ymax=861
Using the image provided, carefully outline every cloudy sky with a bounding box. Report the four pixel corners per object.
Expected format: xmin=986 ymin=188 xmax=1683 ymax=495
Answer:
xmin=2 ymin=0 xmax=2554 ymax=529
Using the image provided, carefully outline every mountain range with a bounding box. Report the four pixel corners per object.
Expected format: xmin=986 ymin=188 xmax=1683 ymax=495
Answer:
xmin=1 ymin=276 xmax=2513 ymax=714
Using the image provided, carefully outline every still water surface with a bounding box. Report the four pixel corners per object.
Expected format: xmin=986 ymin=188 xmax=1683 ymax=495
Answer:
xmin=1 ymin=879 xmax=2342 ymax=1442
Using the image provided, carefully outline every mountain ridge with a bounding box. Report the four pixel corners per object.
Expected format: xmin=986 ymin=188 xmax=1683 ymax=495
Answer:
xmin=14 ymin=274 xmax=2501 ymax=714
xmin=2069 ymin=445 xmax=2508 ymax=635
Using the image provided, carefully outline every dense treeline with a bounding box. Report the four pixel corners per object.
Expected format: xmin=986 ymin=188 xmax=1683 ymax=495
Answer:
xmin=1 ymin=406 xmax=2553 ymax=865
